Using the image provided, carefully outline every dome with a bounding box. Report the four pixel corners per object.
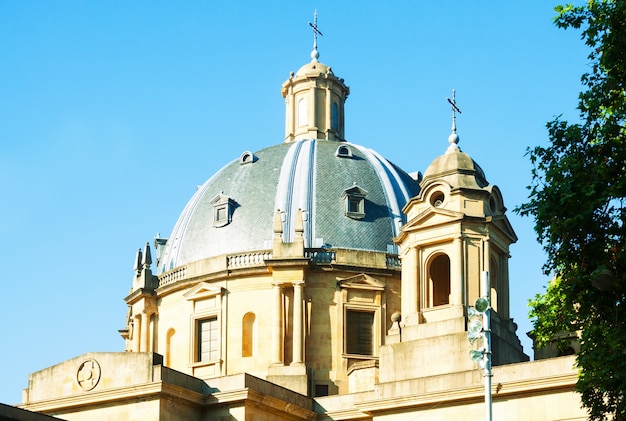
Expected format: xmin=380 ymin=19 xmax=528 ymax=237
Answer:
xmin=295 ymin=60 xmax=331 ymax=77
xmin=157 ymin=140 xmax=419 ymax=273
xmin=421 ymin=147 xmax=488 ymax=190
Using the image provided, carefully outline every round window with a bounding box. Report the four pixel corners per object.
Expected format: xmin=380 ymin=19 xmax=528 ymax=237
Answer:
xmin=430 ymin=192 xmax=445 ymax=208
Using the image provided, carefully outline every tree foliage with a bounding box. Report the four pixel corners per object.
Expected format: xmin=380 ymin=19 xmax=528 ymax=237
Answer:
xmin=517 ymin=1 xmax=626 ymax=419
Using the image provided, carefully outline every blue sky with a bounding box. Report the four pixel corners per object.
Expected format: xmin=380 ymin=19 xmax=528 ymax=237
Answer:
xmin=0 ymin=1 xmax=589 ymax=404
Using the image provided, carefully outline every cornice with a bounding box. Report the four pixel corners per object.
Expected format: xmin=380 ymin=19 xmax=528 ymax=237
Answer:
xmin=20 ymin=381 xmax=204 ymax=414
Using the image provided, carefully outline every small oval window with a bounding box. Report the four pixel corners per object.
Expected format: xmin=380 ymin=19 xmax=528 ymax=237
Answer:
xmin=430 ymin=192 xmax=445 ymax=208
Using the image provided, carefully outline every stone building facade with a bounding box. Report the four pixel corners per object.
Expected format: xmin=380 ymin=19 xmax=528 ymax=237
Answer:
xmin=16 ymin=28 xmax=587 ymax=421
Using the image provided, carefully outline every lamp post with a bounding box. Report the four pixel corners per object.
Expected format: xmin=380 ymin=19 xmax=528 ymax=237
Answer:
xmin=468 ymin=271 xmax=492 ymax=421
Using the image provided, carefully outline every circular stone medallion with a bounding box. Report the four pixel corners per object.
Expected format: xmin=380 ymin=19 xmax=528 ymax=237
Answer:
xmin=76 ymin=358 xmax=101 ymax=391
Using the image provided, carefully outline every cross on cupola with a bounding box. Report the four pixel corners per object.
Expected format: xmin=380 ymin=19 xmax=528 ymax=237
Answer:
xmin=308 ymin=10 xmax=323 ymax=62
xmin=280 ymin=10 xmax=350 ymax=143
xmin=446 ymin=89 xmax=462 ymax=151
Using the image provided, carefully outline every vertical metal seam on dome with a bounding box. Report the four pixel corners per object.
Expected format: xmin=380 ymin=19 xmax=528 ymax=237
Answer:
xmin=296 ymin=139 xmax=315 ymax=248
xmin=276 ymin=141 xmax=300 ymax=242
xmin=290 ymin=140 xmax=315 ymax=246
xmin=349 ymin=143 xmax=411 ymax=237
xmin=275 ymin=140 xmax=303 ymax=243
xmin=275 ymin=140 xmax=316 ymax=245
xmin=309 ymin=141 xmax=318 ymax=247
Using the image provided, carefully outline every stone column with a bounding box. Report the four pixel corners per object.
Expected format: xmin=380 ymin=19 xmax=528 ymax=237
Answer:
xmin=451 ymin=235 xmax=464 ymax=305
xmin=309 ymin=86 xmax=317 ymax=132
xmin=272 ymin=283 xmax=283 ymax=364
xmin=291 ymin=281 xmax=304 ymax=365
xmin=325 ymin=86 xmax=331 ymax=138
xmin=410 ymin=247 xmax=419 ymax=314
xmin=140 ymin=312 xmax=150 ymax=352
xmin=483 ymin=238 xmax=491 ymax=297
xmin=132 ymin=315 xmax=141 ymax=352
xmin=285 ymin=94 xmax=291 ymax=140
xmin=402 ymin=247 xmax=419 ymax=317
xmin=503 ymin=253 xmax=511 ymax=317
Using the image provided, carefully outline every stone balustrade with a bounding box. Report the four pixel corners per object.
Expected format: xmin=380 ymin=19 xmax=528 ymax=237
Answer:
xmin=227 ymin=251 xmax=273 ymax=269
xmin=157 ymin=248 xmax=401 ymax=287
xmin=158 ymin=266 xmax=187 ymax=287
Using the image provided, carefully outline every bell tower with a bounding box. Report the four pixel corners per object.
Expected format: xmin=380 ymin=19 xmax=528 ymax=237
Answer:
xmin=281 ymin=11 xmax=349 ymax=142
xmin=382 ymin=94 xmax=527 ymax=382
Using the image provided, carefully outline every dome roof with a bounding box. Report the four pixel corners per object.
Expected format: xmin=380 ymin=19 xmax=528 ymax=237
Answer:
xmin=421 ymin=147 xmax=488 ymax=190
xmin=295 ymin=60 xmax=331 ymax=77
xmin=157 ymin=140 xmax=419 ymax=273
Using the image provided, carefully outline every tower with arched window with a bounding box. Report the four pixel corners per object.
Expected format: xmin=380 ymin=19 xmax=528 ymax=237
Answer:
xmin=388 ymin=128 xmax=527 ymax=379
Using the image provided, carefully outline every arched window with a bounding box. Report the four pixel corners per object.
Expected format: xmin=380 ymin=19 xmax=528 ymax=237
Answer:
xmin=335 ymin=145 xmax=353 ymax=158
xmin=239 ymin=150 xmax=256 ymax=165
xmin=242 ymin=312 xmax=255 ymax=357
xmin=165 ymin=328 xmax=175 ymax=367
xmin=297 ymin=97 xmax=307 ymax=127
xmin=430 ymin=254 xmax=450 ymax=306
xmin=331 ymin=102 xmax=339 ymax=129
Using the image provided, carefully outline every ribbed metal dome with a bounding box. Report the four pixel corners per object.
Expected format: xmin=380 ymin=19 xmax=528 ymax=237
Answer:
xmin=157 ymin=139 xmax=419 ymax=273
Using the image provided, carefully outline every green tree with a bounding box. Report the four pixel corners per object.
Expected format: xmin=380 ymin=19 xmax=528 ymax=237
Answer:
xmin=517 ymin=1 xmax=626 ymax=419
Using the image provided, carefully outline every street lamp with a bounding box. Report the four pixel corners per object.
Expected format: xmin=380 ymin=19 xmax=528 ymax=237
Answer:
xmin=467 ymin=271 xmax=492 ymax=421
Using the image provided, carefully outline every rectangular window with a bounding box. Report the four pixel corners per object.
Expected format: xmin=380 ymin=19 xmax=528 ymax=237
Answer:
xmin=197 ymin=317 xmax=219 ymax=362
xmin=348 ymin=198 xmax=361 ymax=213
xmin=345 ymin=310 xmax=374 ymax=355
xmin=345 ymin=196 xmax=365 ymax=219
xmin=216 ymin=206 xmax=226 ymax=222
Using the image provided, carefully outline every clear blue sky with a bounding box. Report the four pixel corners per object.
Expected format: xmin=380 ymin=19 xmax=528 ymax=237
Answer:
xmin=0 ymin=1 xmax=589 ymax=405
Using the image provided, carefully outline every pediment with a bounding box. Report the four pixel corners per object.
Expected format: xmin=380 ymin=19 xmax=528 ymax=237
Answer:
xmin=342 ymin=185 xmax=368 ymax=198
xmin=184 ymin=282 xmax=223 ymax=301
xmin=402 ymin=207 xmax=464 ymax=232
xmin=337 ymin=273 xmax=385 ymax=290
xmin=209 ymin=193 xmax=234 ymax=206
xmin=490 ymin=214 xmax=519 ymax=243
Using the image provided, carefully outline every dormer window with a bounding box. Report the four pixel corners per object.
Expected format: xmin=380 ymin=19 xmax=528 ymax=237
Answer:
xmin=210 ymin=193 xmax=236 ymax=227
xmin=335 ymin=145 xmax=353 ymax=158
xmin=342 ymin=185 xmax=367 ymax=219
xmin=239 ymin=151 xmax=256 ymax=165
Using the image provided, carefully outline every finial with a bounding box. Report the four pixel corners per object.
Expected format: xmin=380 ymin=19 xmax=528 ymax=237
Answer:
xmin=134 ymin=248 xmax=143 ymax=276
xmin=274 ymin=209 xmax=283 ymax=235
xmin=295 ymin=209 xmax=304 ymax=236
xmin=142 ymin=242 xmax=152 ymax=268
xmin=446 ymin=89 xmax=462 ymax=151
xmin=308 ymin=10 xmax=323 ymax=62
